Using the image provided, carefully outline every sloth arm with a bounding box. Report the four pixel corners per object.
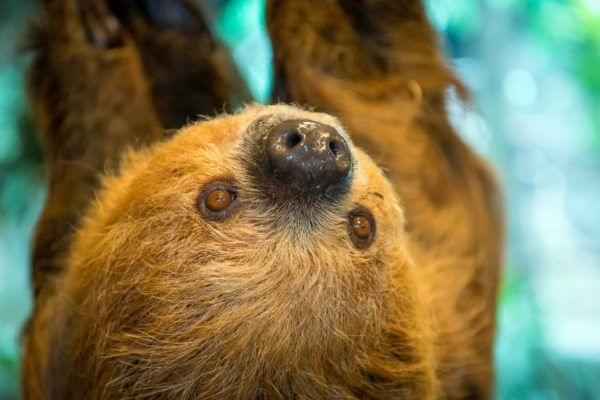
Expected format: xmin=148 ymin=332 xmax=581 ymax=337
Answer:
xmin=29 ymin=0 xmax=163 ymax=299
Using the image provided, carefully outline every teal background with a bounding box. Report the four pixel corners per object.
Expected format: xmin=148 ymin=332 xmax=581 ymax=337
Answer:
xmin=1 ymin=0 xmax=599 ymax=398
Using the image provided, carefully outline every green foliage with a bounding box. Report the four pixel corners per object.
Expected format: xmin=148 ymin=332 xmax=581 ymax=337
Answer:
xmin=525 ymin=0 xmax=600 ymax=147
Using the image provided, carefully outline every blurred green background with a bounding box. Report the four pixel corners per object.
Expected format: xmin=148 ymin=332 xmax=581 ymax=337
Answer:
xmin=1 ymin=0 xmax=599 ymax=398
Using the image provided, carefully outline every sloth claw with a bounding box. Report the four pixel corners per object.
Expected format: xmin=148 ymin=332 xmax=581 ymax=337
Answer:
xmin=80 ymin=0 xmax=123 ymax=48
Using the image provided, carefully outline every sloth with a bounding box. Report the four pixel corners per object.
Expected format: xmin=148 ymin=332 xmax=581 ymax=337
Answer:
xmin=38 ymin=104 xmax=435 ymax=398
xmin=21 ymin=0 xmax=503 ymax=399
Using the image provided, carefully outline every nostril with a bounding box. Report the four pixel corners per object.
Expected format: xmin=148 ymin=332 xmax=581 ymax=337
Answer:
xmin=283 ymin=131 xmax=302 ymax=149
xmin=329 ymin=140 xmax=342 ymax=157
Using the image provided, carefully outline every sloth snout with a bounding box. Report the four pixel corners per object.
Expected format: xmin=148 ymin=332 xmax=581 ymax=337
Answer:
xmin=263 ymin=119 xmax=352 ymax=197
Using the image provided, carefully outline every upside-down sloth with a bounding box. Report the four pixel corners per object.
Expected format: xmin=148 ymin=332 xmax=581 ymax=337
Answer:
xmin=21 ymin=0 xmax=503 ymax=398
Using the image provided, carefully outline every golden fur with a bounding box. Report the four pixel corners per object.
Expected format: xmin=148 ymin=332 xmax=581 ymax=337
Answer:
xmin=22 ymin=0 xmax=503 ymax=399
xmin=32 ymin=106 xmax=436 ymax=398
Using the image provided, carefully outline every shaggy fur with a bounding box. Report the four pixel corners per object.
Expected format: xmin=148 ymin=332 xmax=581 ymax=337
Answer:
xmin=268 ymin=1 xmax=503 ymax=397
xmin=22 ymin=0 xmax=503 ymax=399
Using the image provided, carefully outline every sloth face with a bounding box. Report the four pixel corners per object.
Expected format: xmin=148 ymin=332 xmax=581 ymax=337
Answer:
xmin=53 ymin=105 xmax=429 ymax=398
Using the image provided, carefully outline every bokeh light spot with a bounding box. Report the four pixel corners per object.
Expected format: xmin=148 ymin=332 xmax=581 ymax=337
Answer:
xmin=504 ymin=69 xmax=539 ymax=107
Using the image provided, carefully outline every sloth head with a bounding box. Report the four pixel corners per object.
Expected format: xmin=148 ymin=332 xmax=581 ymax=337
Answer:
xmin=51 ymin=105 xmax=435 ymax=398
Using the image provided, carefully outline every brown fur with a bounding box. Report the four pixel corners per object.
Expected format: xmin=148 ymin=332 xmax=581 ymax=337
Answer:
xmin=107 ymin=0 xmax=251 ymax=128
xmin=268 ymin=1 xmax=503 ymax=397
xmin=37 ymin=106 xmax=438 ymax=399
xmin=21 ymin=0 xmax=503 ymax=399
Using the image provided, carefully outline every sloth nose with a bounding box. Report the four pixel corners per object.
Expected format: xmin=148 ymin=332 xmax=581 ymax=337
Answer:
xmin=264 ymin=119 xmax=352 ymax=195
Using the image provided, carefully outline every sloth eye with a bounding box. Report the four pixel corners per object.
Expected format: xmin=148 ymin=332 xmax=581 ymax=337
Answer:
xmin=351 ymin=215 xmax=371 ymax=239
xmin=198 ymin=181 xmax=239 ymax=220
xmin=348 ymin=208 xmax=376 ymax=249
xmin=206 ymin=189 xmax=233 ymax=212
